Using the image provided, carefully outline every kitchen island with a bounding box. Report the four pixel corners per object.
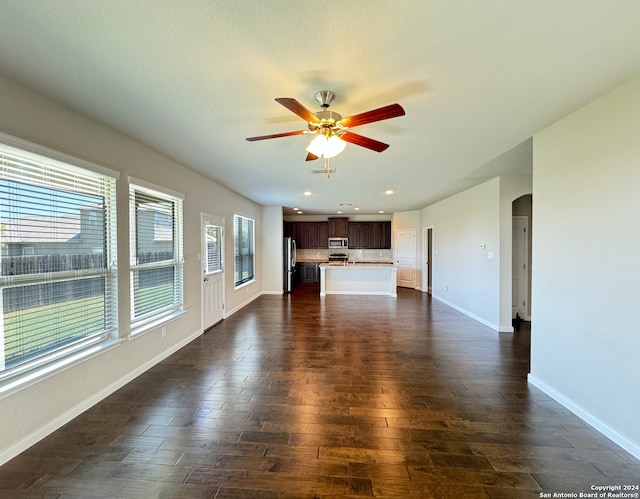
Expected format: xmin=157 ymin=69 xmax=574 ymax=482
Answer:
xmin=319 ymin=263 xmax=397 ymax=297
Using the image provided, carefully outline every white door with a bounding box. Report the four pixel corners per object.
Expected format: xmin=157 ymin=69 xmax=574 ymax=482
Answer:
xmin=395 ymin=228 xmax=416 ymax=288
xmin=202 ymin=213 xmax=225 ymax=330
xmin=512 ymin=216 xmax=528 ymax=319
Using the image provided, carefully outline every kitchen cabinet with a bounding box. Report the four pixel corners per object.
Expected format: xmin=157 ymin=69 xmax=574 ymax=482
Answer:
xmin=381 ymin=222 xmax=391 ymax=249
xmin=299 ymin=262 xmax=319 ymax=283
xmin=328 ymin=217 xmax=349 ymax=238
xmin=290 ymin=222 xmax=328 ymax=249
xmin=306 ymin=222 xmax=328 ymax=249
xmin=287 ymin=220 xmax=389 ymax=249
xmin=349 ymin=223 xmax=369 ymax=248
xmin=304 ymin=222 xmax=328 ymax=249
xmin=371 ymin=221 xmax=391 ymax=249
xmin=284 ymin=221 xmax=297 ymax=240
xmin=349 ymin=221 xmax=391 ymax=249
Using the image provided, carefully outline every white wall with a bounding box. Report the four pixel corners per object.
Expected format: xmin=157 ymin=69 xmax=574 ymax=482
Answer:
xmin=420 ymin=179 xmax=501 ymax=329
xmin=261 ymin=205 xmax=284 ymax=294
xmin=529 ymin=76 xmax=640 ymax=456
xmin=0 ymin=73 xmax=264 ymax=463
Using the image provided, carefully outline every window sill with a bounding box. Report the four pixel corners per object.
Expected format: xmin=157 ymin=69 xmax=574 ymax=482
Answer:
xmin=234 ymin=279 xmax=256 ymax=291
xmin=128 ymin=309 xmax=188 ymax=340
xmin=0 ymin=337 xmax=123 ymax=401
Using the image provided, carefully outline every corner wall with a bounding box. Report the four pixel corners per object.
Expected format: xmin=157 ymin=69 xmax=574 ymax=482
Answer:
xmin=420 ymin=178 xmax=502 ymax=330
xmin=530 ymin=75 xmax=640 ymax=456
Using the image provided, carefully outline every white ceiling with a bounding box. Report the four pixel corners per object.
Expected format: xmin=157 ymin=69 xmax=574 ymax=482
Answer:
xmin=1 ymin=1 xmax=640 ymax=215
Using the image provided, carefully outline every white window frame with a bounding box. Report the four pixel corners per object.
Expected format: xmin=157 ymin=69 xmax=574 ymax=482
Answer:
xmin=234 ymin=213 xmax=255 ymax=288
xmin=0 ymin=132 xmax=119 ymax=392
xmin=204 ymin=218 xmax=224 ymax=276
xmin=129 ymin=177 xmax=184 ymax=336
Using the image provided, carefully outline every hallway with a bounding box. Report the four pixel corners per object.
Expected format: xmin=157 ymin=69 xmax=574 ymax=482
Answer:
xmin=0 ymin=286 xmax=637 ymax=498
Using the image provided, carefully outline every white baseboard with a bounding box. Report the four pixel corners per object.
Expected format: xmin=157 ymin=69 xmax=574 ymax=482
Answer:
xmin=224 ymin=291 xmax=262 ymax=318
xmin=528 ymin=374 xmax=640 ymax=460
xmin=0 ymin=328 xmax=202 ymax=466
xmin=432 ymin=294 xmax=510 ymax=332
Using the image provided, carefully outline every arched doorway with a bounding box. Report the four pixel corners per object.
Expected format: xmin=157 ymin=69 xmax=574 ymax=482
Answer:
xmin=512 ymin=194 xmax=532 ymax=323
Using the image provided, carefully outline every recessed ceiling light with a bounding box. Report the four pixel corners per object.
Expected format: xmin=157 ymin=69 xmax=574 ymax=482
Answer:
xmin=293 ymin=207 xmax=299 ymax=211
xmin=304 ymin=191 xmax=311 ymax=196
xmin=385 ymin=189 xmax=395 ymax=195
xmin=354 ymin=207 xmax=360 ymax=211
xmin=378 ymin=210 xmax=385 ymax=214
xmin=337 ymin=210 xmax=342 ymax=214
xmin=297 ymin=211 xmax=303 ymax=214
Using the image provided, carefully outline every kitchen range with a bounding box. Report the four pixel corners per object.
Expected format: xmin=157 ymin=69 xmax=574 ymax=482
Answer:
xmin=328 ymin=251 xmax=349 ymax=264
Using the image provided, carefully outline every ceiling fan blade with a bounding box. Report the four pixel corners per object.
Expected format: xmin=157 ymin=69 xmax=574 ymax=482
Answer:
xmin=246 ymin=130 xmax=306 ymax=141
xmin=275 ymin=98 xmax=320 ymax=123
xmin=305 ymin=152 xmax=319 ymax=161
xmin=340 ymin=131 xmax=390 ymax=152
xmin=339 ymin=103 xmax=405 ymax=128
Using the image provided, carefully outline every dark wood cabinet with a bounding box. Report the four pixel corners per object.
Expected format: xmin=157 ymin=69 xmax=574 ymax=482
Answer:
xmin=349 ymin=223 xmax=369 ymax=248
xmin=305 ymin=223 xmax=318 ymax=248
xmin=349 ymin=221 xmax=391 ymax=249
xmin=307 ymin=222 xmax=327 ymax=249
xmin=288 ymin=220 xmax=389 ymax=249
xmin=284 ymin=221 xmax=295 ymax=239
xmin=319 ymin=222 xmax=328 ymax=247
xmin=314 ymin=222 xmax=328 ymax=248
xmin=371 ymin=221 xmax=391 ymax=249
xmin=328 ymin=218 xmax=349 ymax=238
xmin=290 ymin=222 xmax=328 ymax=249
xmin=299 ymin=262 xmax=319 ymax=283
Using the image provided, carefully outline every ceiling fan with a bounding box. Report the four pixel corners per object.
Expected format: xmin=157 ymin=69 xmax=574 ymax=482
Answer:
xmin=246 ymin=91 xmax=405 ymax=164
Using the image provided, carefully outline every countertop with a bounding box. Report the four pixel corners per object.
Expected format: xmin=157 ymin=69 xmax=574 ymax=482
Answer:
xmin=319 ymin=262 xmax=395 ymax=268
xmin=299 ymin=260 xmax=393 ymax=264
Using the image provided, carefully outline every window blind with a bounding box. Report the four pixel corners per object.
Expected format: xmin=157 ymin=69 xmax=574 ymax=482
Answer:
xmin=129 ymin=183 xmax=183 ymax=332
xmin=234 ymin=214 xmax=254 ymax=287
xmin=0 ymin=141 xmax=117 ymax=376
xmin=205 ymin=224 xmax=222 ymax=273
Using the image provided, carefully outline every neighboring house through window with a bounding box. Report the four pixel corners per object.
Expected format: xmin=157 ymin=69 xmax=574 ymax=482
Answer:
xmin=0 ymin=135 xmax=118 ymax=381
xmin=129 ymin=178 xmax=184 ymax=335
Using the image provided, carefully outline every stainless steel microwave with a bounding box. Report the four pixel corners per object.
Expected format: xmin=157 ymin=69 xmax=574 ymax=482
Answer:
xmin=328 ymin=237 xmax=348 ymax=248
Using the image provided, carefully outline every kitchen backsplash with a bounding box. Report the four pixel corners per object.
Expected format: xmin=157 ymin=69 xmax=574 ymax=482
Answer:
xmin=297 ymin=248 xmax=393 ymax=262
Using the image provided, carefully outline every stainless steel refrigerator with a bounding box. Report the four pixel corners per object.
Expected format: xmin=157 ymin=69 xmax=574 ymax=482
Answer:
xmin=283 ymin=236 xmax=297 ymax=293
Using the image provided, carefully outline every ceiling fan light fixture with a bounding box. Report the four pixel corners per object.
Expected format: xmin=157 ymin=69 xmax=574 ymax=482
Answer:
xmin=305 ymin=133 xmax=346 ymax=159
xmin=325 ymin=135 xmax=347 ymax=158
xmin=305 ymin=134 xmax=326 ymax=156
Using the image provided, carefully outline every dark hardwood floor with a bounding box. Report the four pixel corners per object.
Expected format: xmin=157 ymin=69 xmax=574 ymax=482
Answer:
xmin=1 ymin=285 xmax=638 ymax=498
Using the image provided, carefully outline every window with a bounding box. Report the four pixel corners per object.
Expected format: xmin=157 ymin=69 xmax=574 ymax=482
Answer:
xmin=0 ymin=136 xmax=118 ymax=380
xmin=129 ymin=178 xmax=184 ymax=334
xmin=205 ymin=223 xmax=223 ymax=274
xmin=234 ymin=214 xmax=254 ymax=287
